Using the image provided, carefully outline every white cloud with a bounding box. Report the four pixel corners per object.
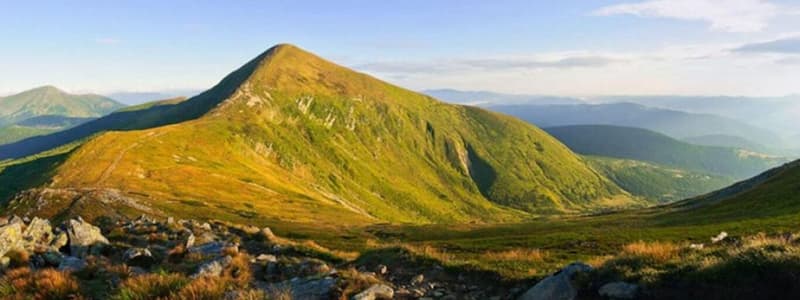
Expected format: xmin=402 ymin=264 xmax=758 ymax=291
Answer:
xmin=351 ymin=40 xmax=800 ymax=97
xmin=592 ymin=0 xmax=779 ymax=33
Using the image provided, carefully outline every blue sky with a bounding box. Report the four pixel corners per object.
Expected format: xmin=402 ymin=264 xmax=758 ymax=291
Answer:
xmin=3 ymin=0 xmax=800 ymax=101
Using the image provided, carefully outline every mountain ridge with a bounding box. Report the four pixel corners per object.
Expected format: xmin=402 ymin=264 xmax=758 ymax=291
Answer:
xmin=1 ymin=44 xmax=637 ymax=226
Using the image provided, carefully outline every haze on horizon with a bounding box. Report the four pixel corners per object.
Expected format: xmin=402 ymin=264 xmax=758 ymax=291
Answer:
xmin=3 ymin=0 xmax=800 ymax=101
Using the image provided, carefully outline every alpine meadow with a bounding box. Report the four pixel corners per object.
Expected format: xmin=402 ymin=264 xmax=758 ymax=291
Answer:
xmin=1 ymin=1 xmax=800 ymax=300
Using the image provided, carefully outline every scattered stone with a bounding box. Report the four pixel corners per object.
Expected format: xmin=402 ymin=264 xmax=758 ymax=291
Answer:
xmin=0 ymin=256 xmax=10 ymax=270
xmin=288 ymin=277 xmax=338 ymax=299
xmin=189 ymin=242 xmax=226 ymax=256
xmin=166 ymin=217 xmax=175 ymax=224
xmin=599 ymin=282 xmax=639 ymax=299
xmin=59 ymin=256 xmax=87 ymax=272
xmin=193 ymin=255 xmax=233 ymax=278
xmin=260 ymin=227 xmax=276 ymax=240
xmin=123 ymin=247 xmax=155 ymax=267
xmin=411 ymin=274 xmax=425 ymax=285
xmin=711 ymin=231 xmax=728 ymax=243
xmin=256 ymin=254 xmax=277 ymax=262
xmin=518 ymin=262 xmax=593 ymax=300
xmin=195 ymin=231 xmax=219 ymax=244
xmin=353 ymin=284 xmax=394 ymax=300
xmin=376 ymin=264 xmax=388 ymax=275
xmin=199 ymin=222 xmax=212 ymax=231
xmin=0 ymin=222 xmax=23 ymax=258
xmin=185 ymin=233 xmax=196 ymax=248
xmin=66 ymin=218 xmax=109 ymax=258
xmin=689 ymin=243 xmax=705 ymax=250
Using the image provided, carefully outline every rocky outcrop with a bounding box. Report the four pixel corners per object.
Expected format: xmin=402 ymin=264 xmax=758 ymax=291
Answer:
xmin=66 ymin=217 xmax=109 ymax=257
xmin=518 ymin=262 xmax=592 ymax=300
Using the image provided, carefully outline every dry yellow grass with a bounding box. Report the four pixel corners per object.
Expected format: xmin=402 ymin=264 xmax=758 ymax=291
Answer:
xmin=0 ymin=267 xmax=83 ymax=300
xmin=484 ymin=248 xmax=548 ymax=262
xmin=622 ymin=240 xmax=680 ymax=262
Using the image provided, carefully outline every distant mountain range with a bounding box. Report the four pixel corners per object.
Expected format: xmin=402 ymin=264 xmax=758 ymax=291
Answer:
xmin=424 ymin=89 xmax=585 ymax=106
xmin=489 ymin=102 xmax=783 ymax=149
xmin=544 ymin=125 xmax=786 ymax=179
xmin=0 ymin=86 xmax=124 ymax=145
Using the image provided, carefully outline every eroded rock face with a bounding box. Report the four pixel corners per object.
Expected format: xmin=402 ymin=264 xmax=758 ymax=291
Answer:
xmin=66 ymin=217 xmax=109 ymax=258
xmin=518 ymin=262 xmax=592 ymax=300
xmin=0 ymin=222 xmax=23 ymax=258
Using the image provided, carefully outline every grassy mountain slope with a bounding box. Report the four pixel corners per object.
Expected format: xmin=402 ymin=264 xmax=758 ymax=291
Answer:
xmin=586 ymin=156 xmax=732 ymax=203
xmin=0 ymin=116 xmax=96 ymax=145
xmin=0 ymin=86 xmax=123 ymax=126
xmin=666 ymin=159 xmax=800 ymax=223
xmin=544 ymin=125 xmax=785 ymax=179
xmin=2 ymin=44 xmax=634 ymax=225
xmin=489 ymin=102 xmax=782 ymax=147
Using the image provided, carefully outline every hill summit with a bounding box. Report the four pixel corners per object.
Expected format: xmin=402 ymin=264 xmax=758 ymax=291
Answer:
xmin=0 ymin=85 xmax=123 ymax=126
xmin=3 ymin=44 xmax=636 ymax=225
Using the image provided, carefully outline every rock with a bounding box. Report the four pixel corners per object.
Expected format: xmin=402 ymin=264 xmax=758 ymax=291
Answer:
xmin=185 ymin=233 xmax=196 ymax=248
xmin=193 ymin=255 xmax=233 ymax=278
xmin=518 ymin=262 xmax=592 ymax=300
xmin=376 ymin=264 xmax=388 ymax=275
xmin=42 ymin=251 xmax=64 ymax=266
xmin=260 ymin=227 xmax=276 ymax=240
xmin=598 ymin=282 xmax=639 ymax=299
xmin=0 ymin=222 xmax=23 ymax=258
xmin=256 ymin=254 xmax=277 ymax=262
xmin=166 ymin=217 xmax=175 ymax=224
xmin=288 ymin=277 xmax=337 ymax=299
xmin=195 ymin=231 xmax=219 ymax=245
xmin=711 ymin=231 xmax=728 ymax=243
xmin=411 ymin=274 xmax=425 ymax=285
xmin=21 ymin=217 xmax=54 ymax=251
xmin=58 ymin=256 xmax=87 ymax=272
xmin=241 ymin=225 xmax=260 ymax=235
xmin=298 ymin=259 xmax=330 ymax=276
xmin=66 ymin=218 xmax=109 ymax=258
xmin=51 ymin=231 xmax=69 ymax=251
xmin=188 ymin=242 xmax=226 ymax=256
xmin=689 ymin=243 xmax=704 ymax=250
xmin=199 ymin=222 xmax=212 ymax=231
xmin=353 ymin=284 xmax=394 ymax=300
xmin=8 ymin=215 xmax=24 ymax=225
xmin=123 ymin=247 xmax=155 ymax=267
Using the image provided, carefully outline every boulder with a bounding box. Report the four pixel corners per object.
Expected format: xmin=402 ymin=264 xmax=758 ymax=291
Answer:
xmin=711 ymin=231 xmax=728 ymax=243
xmin=411 ymin=274 xmax=425 ymax=285
xmin=66 ymin=218 xmax=109 ymax=258
xmin=185 ymin=233 xmax=196 ymax=248
xmin=518 ymin=262 xmax=592 ymax=300
xmin=598 ymin=282 xmax=639 ymax=299
xmin=123 ymin=247 xmax=155 ymax=267
xmin=289 ymin=277 xmax=338 ymax=299
xmin=50 ymin=231 xmax=69 ymax=251
xmin=353 ymin=284 xmax=394 ymax=300
xmin=21 ymin=217 xmax=54 ymax=251
xmin=192 ymin=255 xmax=232 ymax=278
xmin=260 ymin=227 xmax=276 ymax=240
xmin=188 ymin=242 xmax=226 ymax=256
xmin=58 ymin=256 xmax=87 ymax=272
xmin=0 ymin=222 xmax=23 ymax=258
xmin=8 ymin=215 xmax=24 ymax=226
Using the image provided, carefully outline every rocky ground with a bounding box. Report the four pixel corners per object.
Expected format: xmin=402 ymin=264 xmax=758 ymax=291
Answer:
xmin=0 ymin=215 xmax=551 ymax=299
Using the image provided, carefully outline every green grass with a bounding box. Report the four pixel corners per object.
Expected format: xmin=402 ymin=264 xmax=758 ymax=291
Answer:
xmin=586 ymin=155 xmax=733 ymax=203
xmin=0 ymin=125 xmax=55 ymax=144
xmin=545 ymin=125 xmax=786 ymax=179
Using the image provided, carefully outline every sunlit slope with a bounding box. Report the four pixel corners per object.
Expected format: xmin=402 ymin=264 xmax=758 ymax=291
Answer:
xmin=6 ymin=44 xmax=636 ymax=224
